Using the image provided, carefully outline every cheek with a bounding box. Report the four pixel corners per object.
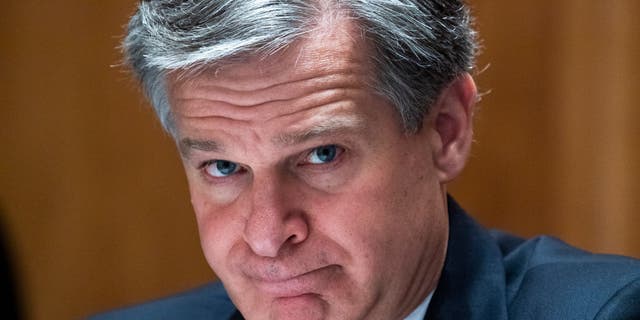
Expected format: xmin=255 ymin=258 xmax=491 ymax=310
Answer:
xmin=189 ymin=187 xmax=243 ymax=274
xmin=312 ymin=183 xmax=399 ymax=268
xmin=185 ymin=168 xmax=246 ymax=232
xmin=185 ymin=169 xmax=246 ymax=205
xmin=319 ymin=153 xmax=441 ymax=274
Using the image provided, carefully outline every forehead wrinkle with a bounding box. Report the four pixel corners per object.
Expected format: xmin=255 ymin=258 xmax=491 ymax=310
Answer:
xmin=175 ymin=84 xmax=362 ymax=125
xmin=195 ymin=60 xmax=358 ymax=91
xmin=180 ymin=66 xmax=363 ymax=110
xmin=260 ymin=86 xmax=361 ymax=124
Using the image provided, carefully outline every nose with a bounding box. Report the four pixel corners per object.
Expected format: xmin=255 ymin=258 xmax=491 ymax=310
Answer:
xmin=242 ymin=173 xmax=309 ymax=258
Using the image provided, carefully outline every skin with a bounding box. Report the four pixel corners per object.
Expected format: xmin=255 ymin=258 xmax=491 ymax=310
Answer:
xmin=166 ymin=13 xmax=476 ymax=320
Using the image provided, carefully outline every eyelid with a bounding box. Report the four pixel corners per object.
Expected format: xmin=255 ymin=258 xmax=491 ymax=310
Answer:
xmin=198 ymin=159 xmax=240 ymax=169
xmin=299 ymin=144 xmax=346 ymax=167
xmin=199 ymin=159 xmax=247 ymax=180
xmin=197 ymin=159 xmax=217 ymax=171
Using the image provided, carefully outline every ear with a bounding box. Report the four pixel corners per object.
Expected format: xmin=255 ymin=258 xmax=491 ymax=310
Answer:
xmin=427 ymin=73 xmax=477 ymax=183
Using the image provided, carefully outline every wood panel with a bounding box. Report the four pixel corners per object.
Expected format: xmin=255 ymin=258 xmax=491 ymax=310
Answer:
xmin=1 ymin=2 xmax=213 ymax=319
xmin=451 ymin=0 xmax=560 ymax=239
xmin=1 ymin=1 xmax=638 ymax=319
xmin=549 ymin=0 xmax=640 ymax=255
xmin=451 ymin=0 xmax=640 ymax=257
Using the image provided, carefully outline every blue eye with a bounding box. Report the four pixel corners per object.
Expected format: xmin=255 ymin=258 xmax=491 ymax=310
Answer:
xmin=307 ymin=145 xmax=339 ymax=164
xmin=204 ymin=160 xmax=241 ymax=177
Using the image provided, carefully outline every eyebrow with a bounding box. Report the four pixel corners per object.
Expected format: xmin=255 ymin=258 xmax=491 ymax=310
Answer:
xmin=178 ymin=138 xmax=223 ymax=158
xmin=273 ymin=116 xmax=366 ymax=146
xmin=178 ymin=116 xmax=366 ymax=158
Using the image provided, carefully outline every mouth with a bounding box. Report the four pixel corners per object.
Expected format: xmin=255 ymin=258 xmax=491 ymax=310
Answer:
xmin=250 ymin=265 xmax=340 ymax=298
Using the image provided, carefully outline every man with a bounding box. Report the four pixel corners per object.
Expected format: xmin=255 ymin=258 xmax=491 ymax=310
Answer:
xmin=93 ymin=0 xmax=640 ymax=319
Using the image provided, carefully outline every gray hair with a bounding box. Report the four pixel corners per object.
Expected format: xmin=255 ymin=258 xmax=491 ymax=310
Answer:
xmin=123 ymin=0 xmax=477 ymax=136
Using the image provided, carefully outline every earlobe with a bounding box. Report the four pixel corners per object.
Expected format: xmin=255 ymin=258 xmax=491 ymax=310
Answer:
xmin=430 ymin=73 xmax=477 ymax=183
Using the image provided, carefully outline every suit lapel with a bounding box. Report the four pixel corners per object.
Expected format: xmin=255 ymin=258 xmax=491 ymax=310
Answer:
xmin=424 ymin=197 xmax=508 ymax=320
xmin=228 ymin=310 xmax=244 ymax=320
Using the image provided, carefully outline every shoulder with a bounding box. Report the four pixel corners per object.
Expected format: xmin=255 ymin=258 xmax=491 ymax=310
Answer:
xmin=88 ymin=282 xmax=238 ymax=320
xmin=491 ymin=231 xmax=640 ymax=319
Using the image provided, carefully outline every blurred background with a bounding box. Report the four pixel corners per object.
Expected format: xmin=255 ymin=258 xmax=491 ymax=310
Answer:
xmin=1 ymin=0 xmax=638 ymax=319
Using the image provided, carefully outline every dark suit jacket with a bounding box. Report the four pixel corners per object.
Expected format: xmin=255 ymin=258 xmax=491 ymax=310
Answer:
xmin=90 ymin=199 xmax=640 ymax=319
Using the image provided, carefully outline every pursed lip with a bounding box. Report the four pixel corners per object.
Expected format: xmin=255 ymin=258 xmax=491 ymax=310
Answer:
xmin=248 ymin=265 xmax=339 ymax=298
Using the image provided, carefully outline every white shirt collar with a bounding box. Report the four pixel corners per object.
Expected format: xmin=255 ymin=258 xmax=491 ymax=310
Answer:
xmin=403 ymin=291 xmax=434 ymax=320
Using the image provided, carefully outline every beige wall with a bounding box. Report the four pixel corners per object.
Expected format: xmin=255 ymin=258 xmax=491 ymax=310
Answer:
xmin=1 ymin=1 xmax=638 ymax=319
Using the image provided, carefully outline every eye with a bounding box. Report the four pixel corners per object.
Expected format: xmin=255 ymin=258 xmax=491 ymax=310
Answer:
xmin=203 ymin=160 xmax=243 ymax=177
xmin=304 ymin=145 xmax=342 ymax=165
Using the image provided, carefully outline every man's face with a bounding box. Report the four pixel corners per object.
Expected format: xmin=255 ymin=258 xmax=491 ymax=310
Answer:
xmin=168 ymin=18 xmax=450 ymax=320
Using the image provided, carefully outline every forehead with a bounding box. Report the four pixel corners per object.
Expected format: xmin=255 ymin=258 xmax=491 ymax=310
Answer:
xmin=165 ymin=13 xmax=397 ymax=150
